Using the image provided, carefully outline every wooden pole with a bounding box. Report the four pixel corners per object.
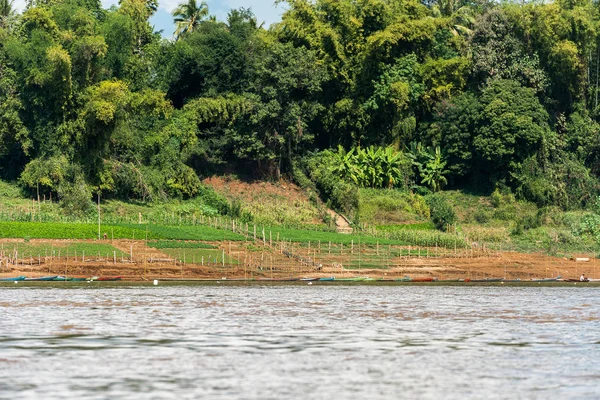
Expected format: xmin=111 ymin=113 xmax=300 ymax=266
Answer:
xmin=97 ymin=192 xmax=101 ymax=241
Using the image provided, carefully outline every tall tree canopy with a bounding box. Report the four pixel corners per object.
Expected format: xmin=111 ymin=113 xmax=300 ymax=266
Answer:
xmin=2 ymin=0 xmax=600 ymax=211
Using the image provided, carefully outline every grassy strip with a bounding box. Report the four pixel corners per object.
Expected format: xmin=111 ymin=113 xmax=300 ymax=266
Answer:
xmin=377 ymin=222 xmax=435 ymax=231
xmin=0 ymin=222 xmax=245 ymax=241
xmin=262 ymin=226 xmax=405 ymax=245
xmin=381 ymin=229 xmax=468 ymax=249
xmin=160 ymin=248 xmax=238 ymax=264
xmin=0 ymin=242 xmax=126 ymax=257
xmin=147 ymin=240 xmax=217 ymax=249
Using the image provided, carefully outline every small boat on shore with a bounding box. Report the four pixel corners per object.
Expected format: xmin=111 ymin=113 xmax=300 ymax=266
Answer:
xmin=0 ymin=276 xmax=26 ymax=281
xmin=25 ymin=276 xmax=58 ymax=281
xmin=257 ymin=277 xmax=299 ymax=282
xmin=470 ymin=278 xmax=504 ymax=282
xmin=531 ymin=276 xmax=561 ymax=282
xmin=319 ymin=277 xmax=335 ymax=281
xmin=300 ymin=277 xmax=319 ymax=281
xmin=337 ymin=277 xmax=370 ymax=282
xmin=395 ymin=276 xmax=436 ymax=282
xmin=409 ymin=277 xmax=436 ymax=282
xmin=90 ymin=276 xmax=123 ymax=281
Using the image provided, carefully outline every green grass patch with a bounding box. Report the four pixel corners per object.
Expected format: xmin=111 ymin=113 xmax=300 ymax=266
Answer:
xmin=265 ymin=226 xmax=405 ymax=245
xmin=377 ymin=222 xmax=435 ymax=231
xmin=160 ymin=248 xmax=238 ymax=265
xmin=358 ymin=188 xmax=430 ymax=226
xmin=147 ymin=240 xmax=217 ymax=249
xmin=0 ymin=242 xmax=126 ymax=257
xmin=0 ymin=222 xmax=245 ymax=241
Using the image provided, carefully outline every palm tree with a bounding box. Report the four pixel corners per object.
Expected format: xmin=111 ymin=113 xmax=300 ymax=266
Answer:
xmin=172 ymin=0 xmax=209 ymax=40
xmin=430 ymin=0 xmax=475 ymax=37
xmin=0 ymin=0 xmax=15 ymax=29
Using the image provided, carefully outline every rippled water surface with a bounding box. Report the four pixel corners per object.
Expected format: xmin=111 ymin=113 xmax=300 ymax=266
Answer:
xmin=1 ymin=284 xmax=599 ymax=399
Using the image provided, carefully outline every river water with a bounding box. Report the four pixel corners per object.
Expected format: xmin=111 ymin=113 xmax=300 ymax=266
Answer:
xmin=0 ymin=283 xmax=599 ymax=399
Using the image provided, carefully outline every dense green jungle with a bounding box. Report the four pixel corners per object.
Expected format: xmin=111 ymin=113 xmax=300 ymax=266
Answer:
xmin=3 ymin=0 xmax=600 ymax=254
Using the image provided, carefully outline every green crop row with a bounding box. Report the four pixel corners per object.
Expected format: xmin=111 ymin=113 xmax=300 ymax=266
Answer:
xmin=0 ymin=222 xmax=245 ymax=241
xmin=0 ymin=242 xmax=126 ymax=257
xmin=258 ymin=226 xmax=405 ymax=246
xmin=147 ymin=240 xmax=217 ymax=249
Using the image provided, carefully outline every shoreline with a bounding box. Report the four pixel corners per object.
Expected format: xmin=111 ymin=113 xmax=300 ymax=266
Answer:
xmin=1 ymin=238 xmax=599 ymax=282
xmin=2 ymin=280 xmax=599 ymax=287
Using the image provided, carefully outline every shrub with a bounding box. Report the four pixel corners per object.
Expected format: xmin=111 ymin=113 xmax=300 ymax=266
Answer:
xmin=57 ymin=165 xmax=94 ymax=217
xmin=492 ymin=204 xmax=518 ymax=221
xmin=514 ymin=156 xmax=599 ymax=209
xmin=302 ymin=152 xmax=359 ymax=219
xmin=196 ymin=184 xmax=230 ymax=215
xmin=511 ymin=211 xmax=542 ymax=235
xmin=426 ymin=194 xmax=456 ymax=231
xmin=474 ymin=208 xmax=491 ymax=224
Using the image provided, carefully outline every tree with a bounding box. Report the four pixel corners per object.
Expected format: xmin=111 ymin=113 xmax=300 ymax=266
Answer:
xmin=435 ymin=79 xmax=550 ymax=188
xmin=172 ymin=0 xmax=209 ymax=40
xmin=0 ymin=0 xmax=15 ymax=29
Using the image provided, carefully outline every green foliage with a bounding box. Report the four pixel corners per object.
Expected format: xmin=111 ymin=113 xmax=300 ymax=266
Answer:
xmin=359 ymin=188 xmax=429 ymax=226
xmin=0 ymin=180 xmax=21 ymax=197
xmin=3 ymin=0 xmax=600 ymax=223
xmin=513 ymin=155 xmax=598 ymax=209
xmin=20 ymin=155 xmax=69 ymax=195
xmin=172 ymin=0 xmax=209 ymax=40
xmin=302 ymin=151 xmax=359 ymax=218
xmin=0 ymin=221 xmax=245 ymax=240
xmin=323 ymin=145 xmax=413 ymax=190
xmin=426 ymin=193 xmax=457 ymax=230
xmin=407 ymin=143 xmax=449 ymax=192
xmin=148 ymin=240 xmax=216 ymax=249
xmin=57 ymin=164 xmax=93 ymax=217
xmin=435 ymin=79 xmax=551 ymax=189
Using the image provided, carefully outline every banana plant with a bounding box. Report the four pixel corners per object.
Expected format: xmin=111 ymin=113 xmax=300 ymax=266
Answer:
xmin=420 ymin=146 xmax=449 ymax=192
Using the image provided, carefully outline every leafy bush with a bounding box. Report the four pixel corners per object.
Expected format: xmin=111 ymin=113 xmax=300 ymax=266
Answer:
xmin=511 ymin=211 xmax=542 ymax=236
xmin=425 ymin=194 xmax=456 ymax=230
xmin=0 ymin=180 xmax=23 ymax=197
xmin=20 ymin=156 xmax=70 ymax=198
xmin=196 ymin=184 xmax=230 ymax=215
xmin=492 ymin=204 xmax=518 ymax=221
xmin=57 ymin=165 xmax=94 ymax=217
xmin=359 ymin=188 xmax=429 ymax=225
xmin=490 ymin=188 xmax=515 ymax=208
xmin=302 ymin=152 xmax=359 ymax=219
xmin=473 ymin=208 xmax=491 ymax=224
xmin=514 ymin=156 xmax=599 ymax=209
xmin=228 ymin=198 xmax=253 ymax=222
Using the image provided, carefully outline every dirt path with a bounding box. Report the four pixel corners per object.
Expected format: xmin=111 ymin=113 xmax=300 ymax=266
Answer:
xmin=327 ymin=210 xmax=353 ymax=234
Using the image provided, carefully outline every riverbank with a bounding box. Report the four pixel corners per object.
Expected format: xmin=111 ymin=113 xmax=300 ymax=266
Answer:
xmin=1 ymin=238 xmax=598 ymax=282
